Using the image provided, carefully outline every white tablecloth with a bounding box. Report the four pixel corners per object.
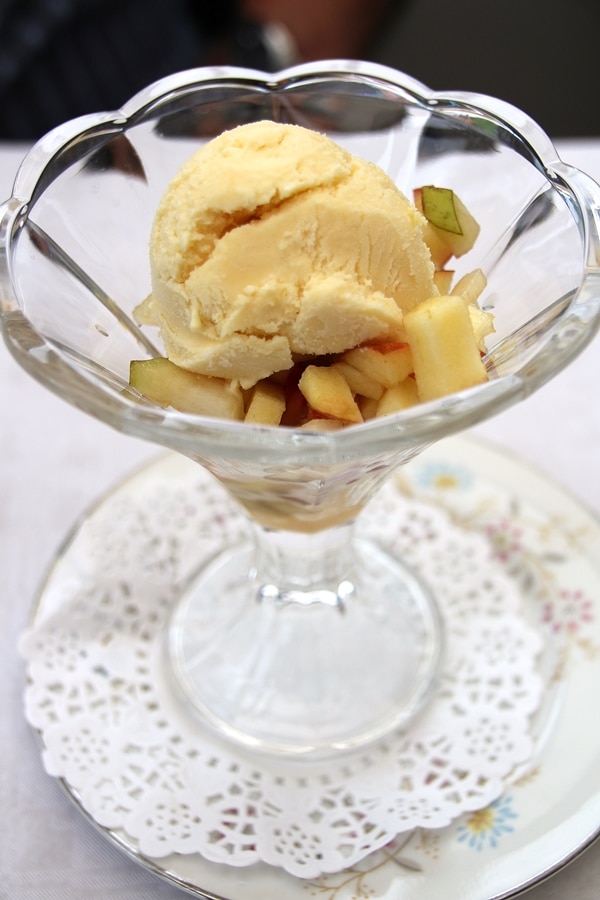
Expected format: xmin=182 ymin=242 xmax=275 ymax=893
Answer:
xmin=1 ymin=138 xmax=600 ymax=899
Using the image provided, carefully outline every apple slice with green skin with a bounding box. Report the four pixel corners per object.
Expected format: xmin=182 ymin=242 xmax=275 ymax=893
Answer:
xmin=414 ymin=186 xmax=480 ymax=258
xmin=129 ymin=357 xmax=244 ymax=419
xmin=423 ymin=220 xmax=454 ymax=269
xmin=414 ymin=186 xmax=454 ymax=269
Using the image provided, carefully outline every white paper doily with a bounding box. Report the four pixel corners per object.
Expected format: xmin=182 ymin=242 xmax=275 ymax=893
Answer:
xmin=19 ymin=452 xmax=542 ymax=879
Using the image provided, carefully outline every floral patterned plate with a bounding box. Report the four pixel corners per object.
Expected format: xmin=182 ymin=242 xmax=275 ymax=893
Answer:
xmin=27 ymin=433 xmax=600 ymax=900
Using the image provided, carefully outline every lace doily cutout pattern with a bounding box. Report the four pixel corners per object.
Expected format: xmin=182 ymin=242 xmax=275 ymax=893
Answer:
xmin=20 ymin=455 xmax=542 ymax=878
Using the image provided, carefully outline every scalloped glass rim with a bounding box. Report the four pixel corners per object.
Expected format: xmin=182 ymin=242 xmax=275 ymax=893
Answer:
xmin=1 ymin=59 xmax=600 ymax=465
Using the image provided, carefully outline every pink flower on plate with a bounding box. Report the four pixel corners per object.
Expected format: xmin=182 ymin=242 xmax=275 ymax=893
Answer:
xmin=542 ymin=588 xmax=594 ymax=634
xmin=483 ymin=519 xmax=523 ymax=565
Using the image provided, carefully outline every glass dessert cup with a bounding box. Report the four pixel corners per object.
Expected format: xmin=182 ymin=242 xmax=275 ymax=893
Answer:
xmin=2 ymin=62 xmax=600 ymax=759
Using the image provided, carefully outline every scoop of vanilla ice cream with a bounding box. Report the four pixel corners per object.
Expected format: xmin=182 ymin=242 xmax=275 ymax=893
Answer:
xmin=140 ymin=121 xmax=437 ymax=388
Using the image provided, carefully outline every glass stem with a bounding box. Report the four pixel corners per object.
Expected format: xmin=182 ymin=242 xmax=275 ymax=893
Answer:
xmin=249 ymin=521 xmax=357 ymax=610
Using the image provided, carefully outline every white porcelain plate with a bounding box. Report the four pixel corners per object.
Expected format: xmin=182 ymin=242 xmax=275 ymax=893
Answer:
xmin=26 ymin=434 xmax=600 ymax=900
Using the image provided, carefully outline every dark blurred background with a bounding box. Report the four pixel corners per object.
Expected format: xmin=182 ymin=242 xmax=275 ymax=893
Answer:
xmin=0 ymin=0 xmax=597 ymax=140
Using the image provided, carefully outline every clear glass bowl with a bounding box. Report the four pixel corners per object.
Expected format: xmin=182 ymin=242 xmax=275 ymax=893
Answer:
xmin=2 ymin=60 xmax=600 ymax=758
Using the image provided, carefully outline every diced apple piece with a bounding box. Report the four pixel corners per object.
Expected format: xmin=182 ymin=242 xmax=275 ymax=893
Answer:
xmin=433 ymin=269 xmax=454 ymax=294
xmin=416 ymin=185 xmax=480 ymax=258
xmin=468 ymin=305 xmax=496 ymax=351
xmin=340 ymin=343 xmax=414 ymax=389
xmin=357 ymin=395 xmax=380 ymax=421
xmin=244 ymin=380 xmax=286 ymax=425
xmin=129 ymin=357 xmax=244 ymax=419
xmin=420 ymin=185 xmax=463 ymax=233
xmin=451 ymin=268 xmax=487 ymax=305
xmin=331 ymin=360 xmax=384 ymax=400
xmin=451 ymin=268 xmax=492 ymax=350
xmin=298 ymin=365 xmax=363 ymax=423
xmin=404 ymin=295 xmax=488 ymax=402
xmin=376 ymin=378 xmax=419 ymax=417
xmin=300 ymin=418 xmax=345 ymax=431
xmin=423 ymin=222 xmax=454 ymax=269
xmin=414 ymin=188 xmax=454 ymax=269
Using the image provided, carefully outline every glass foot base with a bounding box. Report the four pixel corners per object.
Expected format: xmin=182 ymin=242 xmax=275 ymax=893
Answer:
xmin=168 ymin=537 xmax=443 ymax=759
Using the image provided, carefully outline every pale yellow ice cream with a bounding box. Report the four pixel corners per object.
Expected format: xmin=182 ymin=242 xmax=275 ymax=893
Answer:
xmin=138 ymin=121 xmax=438 ymax=388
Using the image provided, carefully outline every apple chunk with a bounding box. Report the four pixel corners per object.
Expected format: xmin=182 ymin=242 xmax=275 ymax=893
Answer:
xmin=404 ymin=295 xmax=488 ymax=402
xmin=244 ymin=380 xmax=286 ymax=425
xmin=331 ymin=360 xmax=384 ymax=400
xmin=451 ymin=268 xmax=494 ymax=350
xmin=467 ymin=305 xmax=495 ymax=351
xmin=433 ymin=269 xmax=454 ymax=294
xmin=129 ymin=357 xmax=244 ymax=419
xmin=376 ymin=379 xmax=419 ymax=417
xmin=414 ymin=185 xmax=480 ymax=258
xmin=340 ymin=343 xmax=414 ymax=389
xmin=451 ymin=268 xmax=487 ymax=305
xmin=298 ymin=365 xmax=363 ymax=423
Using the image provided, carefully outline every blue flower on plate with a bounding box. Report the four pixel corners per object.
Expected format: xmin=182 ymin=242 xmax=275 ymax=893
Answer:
xmin=413 ymin=461 xmax=474 ymax=493
xmin=456 ymin=796 xmax=518 ymax=850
